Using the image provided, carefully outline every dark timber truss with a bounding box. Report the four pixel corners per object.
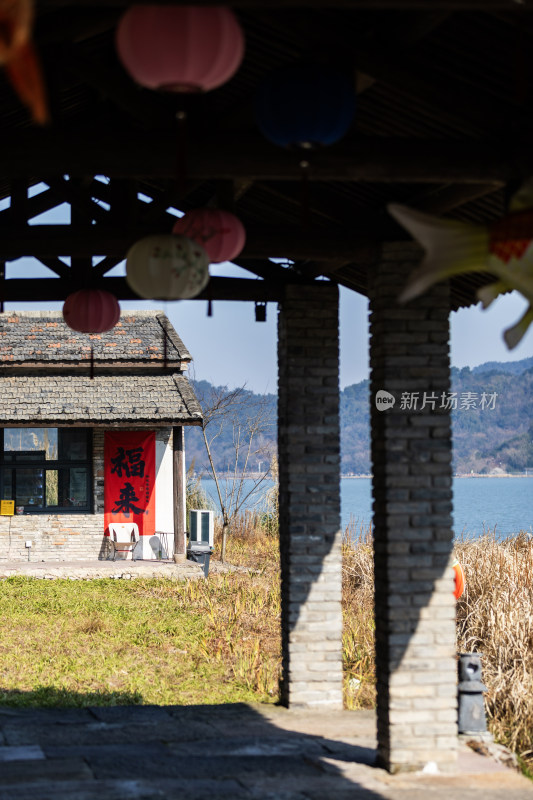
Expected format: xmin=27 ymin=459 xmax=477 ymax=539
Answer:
xmin=0 ymin=1 xmax=531 ymax=308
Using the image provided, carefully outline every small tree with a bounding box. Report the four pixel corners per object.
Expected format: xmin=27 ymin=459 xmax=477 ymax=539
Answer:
xmin=195 ymin=383 xmax=275 ymax=562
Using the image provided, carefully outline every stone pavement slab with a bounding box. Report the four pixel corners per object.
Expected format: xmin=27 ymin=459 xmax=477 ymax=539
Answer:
xmin=0 ymin=557 xmax=247 ymax=581
xmin=0 ymin=558 xmax=204 ymax=581
xmin=0 ymin=704 xmax=531 ymax=799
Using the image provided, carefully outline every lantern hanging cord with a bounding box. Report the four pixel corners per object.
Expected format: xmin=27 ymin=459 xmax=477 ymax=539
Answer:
xmin=300 ymin=159 xmax=311 ymax=229
xmin=0 ymin=261 xmax=4 ymax=313
xmin=176 ymin=109 xmax=188 ymax=205
xmin=162 ymin=300 xmax=170 ymax=370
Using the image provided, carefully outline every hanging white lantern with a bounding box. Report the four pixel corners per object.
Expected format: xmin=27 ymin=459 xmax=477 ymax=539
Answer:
xmin=125 ymin=234 xmax=210 ymax=299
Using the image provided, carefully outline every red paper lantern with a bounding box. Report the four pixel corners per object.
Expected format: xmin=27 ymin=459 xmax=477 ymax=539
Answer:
xmin=62 ymin=289 xmax=121 ymax=333
xmin=172 ymin=209 xmax=246 ymax=263
xmin=116 ymin=5 xmax=245 ymax=93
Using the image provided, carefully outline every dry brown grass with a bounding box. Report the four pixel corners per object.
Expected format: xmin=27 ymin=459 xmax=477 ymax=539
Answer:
xmin=341 ymin=521 xmax=376 ymax=709
xmin=215 ymin=514 xmax=378 ymax=709
xmin=222 ymin=516 xmax=533 ymax=766
xmin=455 ymin=531 xmax=533 ymax=764
xmin=213 ymin=510 xmax=279 ymax=571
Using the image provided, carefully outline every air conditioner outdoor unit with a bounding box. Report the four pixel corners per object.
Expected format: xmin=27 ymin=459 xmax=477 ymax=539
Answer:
xmin=189 ymin=509 xmax=214 ymax=548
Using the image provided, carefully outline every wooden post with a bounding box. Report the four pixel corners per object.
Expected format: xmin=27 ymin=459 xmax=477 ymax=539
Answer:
xmin=0 ymin=261 xmax=4 ymax=313
xmin=173 ymin=426 xmax=186 ymax=562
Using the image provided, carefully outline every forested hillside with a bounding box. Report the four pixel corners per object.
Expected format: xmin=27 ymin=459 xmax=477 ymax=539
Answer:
xmin=186 ymin=358 xmax=533 ymax=476
xmin=340 ymin=362 xmax=533 ymax=475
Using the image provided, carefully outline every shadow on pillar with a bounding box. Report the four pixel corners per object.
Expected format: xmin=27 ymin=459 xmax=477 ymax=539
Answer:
xmin=277 ymin=283 xmax=344 ymax=710
xmin=369 ymin=245 xmax=457 ymax=773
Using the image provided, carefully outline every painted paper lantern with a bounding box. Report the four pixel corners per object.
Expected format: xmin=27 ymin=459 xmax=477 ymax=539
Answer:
xmin=116 ymin=5 xmax=245 ymax=93
xmin=126 ymin=234 xmax=209 ymax=300
xmin=62 ymin=289 xmax=121 ymax=333
xmin=255 ymin=63 xmax=356 ymax=149
xmin=172 ymin=209 xmax=246 ymax=263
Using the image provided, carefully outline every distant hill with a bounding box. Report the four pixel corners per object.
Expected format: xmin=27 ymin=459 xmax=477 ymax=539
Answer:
xmin=185 ymin=380 xmax=277 ymax=477
xmin=340 ymin=365 xmax=533 ymax=475
xmin=186 ymin=360 xmax=533 ymax=477
xmin=472 ymin=356 xmax=533 ymax=376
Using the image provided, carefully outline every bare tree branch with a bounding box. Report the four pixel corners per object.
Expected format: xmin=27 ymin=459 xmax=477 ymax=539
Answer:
xmin=195 ymin=382 xmax=276 ymax=561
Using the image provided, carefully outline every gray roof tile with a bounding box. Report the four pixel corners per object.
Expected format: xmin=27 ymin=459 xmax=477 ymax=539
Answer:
xmin=0 ymin=311 xmax=191 ymax=364
xmin=0 ymin=375 xmax=202 ymax=425
xmin=0 ymin=311 xmax=203 ymax=425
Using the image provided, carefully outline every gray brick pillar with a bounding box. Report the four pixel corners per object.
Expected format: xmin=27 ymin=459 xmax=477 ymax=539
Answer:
xmin=369 ymin=244 xmax=457 ymax=773
xmin=277 ymin=283 xmax=343 ymax=709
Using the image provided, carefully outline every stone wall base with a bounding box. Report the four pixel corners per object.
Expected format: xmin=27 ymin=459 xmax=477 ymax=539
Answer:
xmin=0 ymin=514 xmax=110 ymax=561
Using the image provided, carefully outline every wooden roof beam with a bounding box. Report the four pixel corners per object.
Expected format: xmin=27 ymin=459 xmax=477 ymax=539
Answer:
xmin=0 ymin=135 xmax=518 ymax=183
xmin=0 ymin=224 xmax=380 ymax=261
xmin=35 ymin=2 xmax=533 ymax=10
xmin=1 ymin=276 xmax=286 ymax=303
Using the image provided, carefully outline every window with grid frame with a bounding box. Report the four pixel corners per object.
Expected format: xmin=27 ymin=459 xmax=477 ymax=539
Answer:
xmin=0 ymin=428 xmax=92 ymax=513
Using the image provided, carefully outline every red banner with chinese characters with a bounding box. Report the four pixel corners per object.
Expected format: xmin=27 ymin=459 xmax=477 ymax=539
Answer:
xmin=104 ymin=431 xmax=156 ymax=537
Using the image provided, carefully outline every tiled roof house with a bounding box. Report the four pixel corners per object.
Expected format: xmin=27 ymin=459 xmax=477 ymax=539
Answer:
xmin=0 ymin=311 xmax=202 ymax=562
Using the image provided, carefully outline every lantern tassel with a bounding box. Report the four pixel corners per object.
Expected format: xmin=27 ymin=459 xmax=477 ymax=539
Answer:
xmin=207 ymin=283 xmax=213 ymax=317
xmin=90 ymin=345 xmax=94 ymax=380
xmin=163 ymin=323 xmax=168 ymax=369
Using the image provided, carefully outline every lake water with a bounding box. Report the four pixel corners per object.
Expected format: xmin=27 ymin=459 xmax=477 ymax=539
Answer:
xmin=200 ymin=477 xmax=533 ymax=539
xmin=340 ymin=477 xmax=533 ymax=539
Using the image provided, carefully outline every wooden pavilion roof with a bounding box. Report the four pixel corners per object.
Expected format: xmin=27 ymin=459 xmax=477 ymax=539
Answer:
xmin=1 ymin=0 xmax=532 ymax=311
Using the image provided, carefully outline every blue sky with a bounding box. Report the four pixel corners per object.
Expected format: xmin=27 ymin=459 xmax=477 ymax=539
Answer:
xmin=4 ymin=189 xmax=533 ymax=393
xmin=155 ymin=275 xmax=533 ymax=392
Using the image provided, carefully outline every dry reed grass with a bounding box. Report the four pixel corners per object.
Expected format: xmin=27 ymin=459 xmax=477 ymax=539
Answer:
xmin=213 ymin=510 xmax=279 ymax=571
xmin=213 ymin=513 xmax=378 ymax=708
xmin=211 ymin=513 xmax=533 ymax=767
xmin=342 ymin=520 xmax=376 ymax=709
xmin=455 ymin=531 xmax=533 ymax=764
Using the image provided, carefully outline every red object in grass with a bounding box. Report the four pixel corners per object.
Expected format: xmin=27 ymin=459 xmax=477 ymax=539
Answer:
xmin=453 ymin=559 xmax=465 ymax=600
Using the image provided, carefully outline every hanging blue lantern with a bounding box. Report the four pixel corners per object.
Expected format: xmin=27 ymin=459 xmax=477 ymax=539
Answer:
xmin=255 ymin=63 xmax=356 ymax=149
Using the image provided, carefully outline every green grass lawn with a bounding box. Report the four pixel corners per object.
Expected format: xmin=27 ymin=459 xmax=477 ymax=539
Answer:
xmin=0 ymin=574 xmax=281 ymax=708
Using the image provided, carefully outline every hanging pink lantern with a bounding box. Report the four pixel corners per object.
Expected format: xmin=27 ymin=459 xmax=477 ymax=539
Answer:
xmin=62 ymin=289 xmax=121 ymax=333
xmin=172 ymin=209 xmax=246 ymax=263
xmin=116 ymin=5 xmax=245 ymax=93
xmin=126 ymin=234 xmax=210 ymax=300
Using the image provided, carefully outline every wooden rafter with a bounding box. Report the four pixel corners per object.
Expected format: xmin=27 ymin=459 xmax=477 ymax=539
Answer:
xmin=60 ymin=44 xmax=173 ymax=129
xmin=407 ymin=184 xmax=503 ymax=215
xmin=0 ymin=224 xmax=380 ymax=261
xmin=0 ymin=134 xmax=523 ymax=183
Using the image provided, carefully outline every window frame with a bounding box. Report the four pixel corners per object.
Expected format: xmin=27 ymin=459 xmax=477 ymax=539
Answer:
xmin=0 ymin=428 xmax=93 ymax=514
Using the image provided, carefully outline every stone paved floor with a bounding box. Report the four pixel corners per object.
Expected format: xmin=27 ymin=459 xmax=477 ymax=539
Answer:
xmin=0 ymin=704 xmax=532 ymax=800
